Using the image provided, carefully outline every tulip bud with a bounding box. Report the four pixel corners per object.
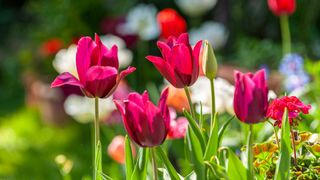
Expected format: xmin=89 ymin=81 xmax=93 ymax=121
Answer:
xmin=201 ymin=40 xmax=218 ymax=80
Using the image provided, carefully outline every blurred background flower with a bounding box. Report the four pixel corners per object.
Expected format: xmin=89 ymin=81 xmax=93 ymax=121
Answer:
xmin=118 ymin=4 xmax=159 ymax=40
xmin=175 ymin=0 xmax=218 ymax=17
xmin=157 ymin=8 xmax=187 ymax=39
xmin=107 ymin=135 xmax=136 ymax=164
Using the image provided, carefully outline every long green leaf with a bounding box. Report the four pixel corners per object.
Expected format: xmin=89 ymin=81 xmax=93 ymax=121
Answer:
xmin=183 ymin=109 xmax=206 ymax=152
xmin=275 ymin=109 xmax=291 ymax=180
xmin=218 ymin=116 xmax=234 ymax=146
xmin=95 ymin=140 xmax=103 ymax=180
xmin=125 ymin=136 xmax=134 ymax=180
xmin=226 ymin=148 xmax=246 ymax=180
xmin=204 ymin=113 xmax=218 ymax=160
xmin=155 ymin=147 xmax=180 ymax=180
xmin=131 ymin=148 xmax=149 ymax=180
xmin=185 ymin=127 xmax=205 ymax=179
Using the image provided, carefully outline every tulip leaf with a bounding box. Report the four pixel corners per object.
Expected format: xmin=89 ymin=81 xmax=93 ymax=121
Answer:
xmin=218 ymin=115 xmax=234 ymax=146
xmin=226 ymin=148 xmax=246 ymax=180
xmin=185 ymin=127 xmax=205 ymax=180
xmin=131 ymin=148 xmax=149 ymax=180
xmin=155 ymin=146 xmax=180 ymax=180
xmin=275 ymin=109 xmax=291 ymax=180
xmin=125 ymin=136 xmax=134 ymax=180
xmin=183 ymin=109 xmax=206 ymax=152
xmin=95 ymin=140 xmax=103 ymax=180
xmin=204 ymin=113 xmax=218 ymax=160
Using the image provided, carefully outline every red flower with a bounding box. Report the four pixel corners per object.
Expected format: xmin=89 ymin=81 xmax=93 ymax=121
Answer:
xmin=41 ymin=38 xmax=63 ymax=56
xmin=267 ymin=0 xmax=296 ymax=16
xmin=157 ymin=8 xmax=187 ymax=39
xmin=51 ymin=34 xmax=136 ymax=98
xmin=146 ymin=33 xmax=202 ymax=88
xmin=266 ymin=96 xmax=311 ymax=127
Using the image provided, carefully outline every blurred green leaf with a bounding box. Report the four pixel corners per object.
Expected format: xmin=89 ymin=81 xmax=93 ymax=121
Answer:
xmin=155 ymin=146 xmax=180 ymax=180
xmin=131 ymin=148 xmax=149 ymax=180
xmin=218 ymin=116 xmax=234 ymax=147
xmin=275 ymin=109 xmax=291 ymax=180
xmin=226 ymin=148 xmax=246 ymax=180
xmin=204 ymin=113 xmax=218 ymax=160
xmin=125 ymin=136 xmax=134 ymax=180
xmin=185 ymin=127 xmax=205 ymax=180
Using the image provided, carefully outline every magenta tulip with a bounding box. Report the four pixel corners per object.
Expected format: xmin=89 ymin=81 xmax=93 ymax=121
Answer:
xmin=51 ymin=34 xmax=136 ymax=98
xmin=146 ymin=33 xmax=202 ymax=88
xmin=233 ymin=69 xmax=268 ymax=124
xmin=114 ymin=88 xmax=170 ymax=147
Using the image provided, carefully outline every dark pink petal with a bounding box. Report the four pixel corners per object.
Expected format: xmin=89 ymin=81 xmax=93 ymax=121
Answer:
xmin=158 ymin=87 xmax=170 ymax=129
xmin=128 ymin=92 xmax=144 ymax=108
xmin=114 ymin=100 xmax=142 ymax=147
xmin=145 ymin=101 xmax=167 ymax=146
xmin=119 ymin=66 xmax=136 ymax=80
xmin=157 ymin=41 xmax=172 ymax=63
xmin=76 ymin=37 xmax=96 ymax=83
xmin=146 ymin=56 xmax=184 ymax=88
xmin=168 ymin=117 xmax=188 ymax=139
xmin=51 ymin=72 xmax=83 ymax=88
xmin=125 ymin=101 xmax=152 ymax=147
xmin=177 ymin=33 xmax=189 ymax=45
xmin=190 ymin=40 xmax=202 ymax=85
xmin=91 ymin=34 xmax=109 ymax=66
xmin=172 ymin=44 xmax=192 ymax=75
xmin=101 ymin=45 xmax=119 ymax=69
xmin=85 ymin=66 xmax=118 ymax=98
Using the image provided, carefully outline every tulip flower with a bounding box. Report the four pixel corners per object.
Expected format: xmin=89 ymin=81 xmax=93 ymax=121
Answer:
xmin=233 ymin=69 xmax=268 ymax=124
xmin=267 ymin=0 xmax=296 ymax=16
xmin=51 ymin=34 xmax=136 ymax=98
xmin=114 ymin=88 xmax=170 ymax=147
xmin=157 ymin=8 xmax=187 ymax=39
xmin=146 ymin=33 xmax=202 ymax=88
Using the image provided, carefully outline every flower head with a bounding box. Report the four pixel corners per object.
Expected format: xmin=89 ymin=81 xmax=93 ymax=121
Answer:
xmin=267 ymin=0 xmax=296 ymax=16
xmin=51 ymin=34 xmax=136 ymax=98
xmin=233 ymin=69 xmax=268 ymax=124
xmin=146 ymin=33 xmax=202 ymax=88
xmin=266 ymin=96 xmax=311 ymax=127
xmin=114 ymin=88 xmax=170 ymax=147
xmin=157 ymin=8 xmax=187 ymax=39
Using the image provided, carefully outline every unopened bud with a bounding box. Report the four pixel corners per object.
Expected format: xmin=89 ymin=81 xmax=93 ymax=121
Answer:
xmin=201 ymin=40 xmax=218 ymax=80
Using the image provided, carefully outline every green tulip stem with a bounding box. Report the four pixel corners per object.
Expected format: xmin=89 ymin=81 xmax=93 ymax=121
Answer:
xmin=209 ymin=78 xmax=216 ymax=122
xmin=94 ymin=97 xmax=102 ymax=180
xmin=280 ymin=15 xmax=291 ymax=55
xmin=290 ymin=127 xmax=297 ymax=166
xmin=184 ymin=86 xmax=196 ymax=121
xmin=151 ymin=148 xmax=158 ymax=180
xmin=247 ymin=124 xmax=254 ymax=180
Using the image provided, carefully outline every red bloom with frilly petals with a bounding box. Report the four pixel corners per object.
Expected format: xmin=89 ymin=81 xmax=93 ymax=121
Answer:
xmin=266 ymin=96 xmax=311 ymax=127
xmin=267 ymin=0 xmax=296 ymax=16
xmin=157 ymin=8 xmax=187 ymax=39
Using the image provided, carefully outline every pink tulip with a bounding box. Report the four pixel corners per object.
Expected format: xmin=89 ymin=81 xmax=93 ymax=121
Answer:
xmin=168 ymin=117 xmax=188 ymax=139
xmin=146 ymin=33 xmax=202 ymax=88
xmin=114 ymin=88 xmax=170 ymax=147
xmin=233 ymin=69 xmax=268 ymax=124
xmin=51 ymin=34 xmax=136 ymax=98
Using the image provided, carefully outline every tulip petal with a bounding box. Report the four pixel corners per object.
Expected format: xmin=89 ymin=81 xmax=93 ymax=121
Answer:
xmin=177 ymin=33 xmax=189 ymax=45
xmin=146 ymin=55 xmax=184 ymax=88
xmin=76 ymin=37 xmax=96 ymax=83
xmin=190 ymin=40 xmax=202 ymax=85
xmin=85 ymin=66 xmax=118 ymax=98
xmin=101 ymin=45 xmax=119 ymax=69
xmin=158 ymin=87 xmax=170 ymax=130
xmin=114 ymin=100 xmax=142 ymax=147
xmin=119 ymin=66 xmax=136 ymax=80
xmin=157 ymin=41 xmax=172 ymax=63
xmin=171 ymin=45 xmax=193 ymax=85
xmin=51 ymin=72 xmax=83 ymax=88
xmin=127 ymin=92 xmax=144 ymax=108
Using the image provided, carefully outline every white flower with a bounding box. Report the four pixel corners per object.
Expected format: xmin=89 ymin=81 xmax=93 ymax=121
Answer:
xmin=100 ymin=34 xmax=133 ymax=68
xmin=52 ymin=45 xmax=77 ymax=77
xmin=175 ymin=0 xmax=217 ymax=17
xmin=190 ymin=21 xmax=228 ymax=50
xmin=64 ymin=95 xmax=116 ymax=123
xmin=190 ymin=77 xmax=235 ymax=115
xmin=52 ymin=35 xmax=132 ymax=76
xmin=117 ymin=4 xmax=159 ymax=40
